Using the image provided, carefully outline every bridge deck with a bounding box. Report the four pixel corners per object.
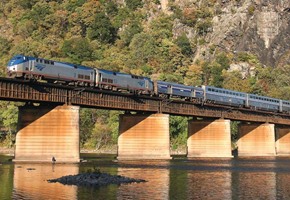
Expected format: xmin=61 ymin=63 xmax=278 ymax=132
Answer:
xmin=0 ymin=77 xmax=290 ymax=125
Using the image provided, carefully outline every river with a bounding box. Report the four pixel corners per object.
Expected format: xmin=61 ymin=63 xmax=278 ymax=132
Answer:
xmin=1 ymin=154 xmax=290 ymax=199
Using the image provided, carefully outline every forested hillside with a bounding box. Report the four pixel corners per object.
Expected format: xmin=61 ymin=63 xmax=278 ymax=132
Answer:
xmin=0 ymin=0 xmax=289 ymax=151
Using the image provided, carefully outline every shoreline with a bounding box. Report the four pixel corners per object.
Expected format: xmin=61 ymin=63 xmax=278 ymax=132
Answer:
xmin=0 ymin=147 xmax=187 ymax=156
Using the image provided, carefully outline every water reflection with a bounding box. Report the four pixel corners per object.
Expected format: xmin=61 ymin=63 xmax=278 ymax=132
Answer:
xmin=232 ymin=172 xmax=276 ymax=199
xmin=1 ymin=155 xmax=290 ymax=199
xmin=187 ymin=171 xmax=232 ymax=199
xmin=117 ymin=161 xmax=170 ymax=199
xmin=13 ymin=163 xmax=79 ymax=200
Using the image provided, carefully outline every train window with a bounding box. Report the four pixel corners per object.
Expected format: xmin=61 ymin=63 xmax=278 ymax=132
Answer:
xmin=78 ymin=74 xmax=84 ymax=79
xmin=103 ymin=78 xmax=107 ymax=82
xmin=108 ymin=79 xmax=113 ymax=83
xmin=85 ymin=75 xmax=90 ymax=80
xmin=51 ymin=61 xmax=54 ymax=65
xmin=36 ymin=59 xmax=39 ymax=62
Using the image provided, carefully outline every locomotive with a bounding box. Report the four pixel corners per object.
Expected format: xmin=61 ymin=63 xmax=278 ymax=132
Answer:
xmin=7 ymin=54 xmax=290 ymax=113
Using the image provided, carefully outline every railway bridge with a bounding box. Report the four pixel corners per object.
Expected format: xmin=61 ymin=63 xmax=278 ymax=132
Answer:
xmin=1 ymin=77 xmax=290 ymax=162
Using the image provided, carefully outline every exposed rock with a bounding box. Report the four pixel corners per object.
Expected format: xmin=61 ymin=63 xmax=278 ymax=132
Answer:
xmin=229 ymin=62 xmax=256 ymax=79
xmin=47 ymin=172 xmax=146 ymax=187
xmin=168 ymin=0 xmax=290 ymax=67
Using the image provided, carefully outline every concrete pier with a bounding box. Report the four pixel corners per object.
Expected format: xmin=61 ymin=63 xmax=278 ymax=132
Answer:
xmin=14 ymin=105 xmax=80 ymax=163
xmin=187 ymin=119 xmax=232 ymax=157
xmin=276 ymin=127 xmax=290 ymax=156
xmin=118 ymin=114 xmax=171 ymax=160
xmin=237 ymin=123 xmax=275 ymax=156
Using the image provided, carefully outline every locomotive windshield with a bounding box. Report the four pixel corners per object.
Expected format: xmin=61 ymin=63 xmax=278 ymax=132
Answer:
xmin=8 ymin=55 xmax=26 ymax=66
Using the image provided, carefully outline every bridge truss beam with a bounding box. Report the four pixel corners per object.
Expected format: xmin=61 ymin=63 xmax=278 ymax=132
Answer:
xmin=0 ymin=77 xmax=290 ymax=125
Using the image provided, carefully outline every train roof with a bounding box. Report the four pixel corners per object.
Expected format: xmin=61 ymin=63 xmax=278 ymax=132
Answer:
xmin=8 ymin=55 xmax=93 ymax=70
xmin=157 ymin=81 xmax=201 ymax=89
xmin=97 ymin=69 xmax=151 ymax=80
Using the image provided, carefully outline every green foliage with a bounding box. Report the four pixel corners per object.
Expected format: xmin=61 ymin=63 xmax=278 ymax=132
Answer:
xmin=0 ymin=37 xmax=11 ymax=57
xmin=175 ymin=33 xmax=192 ymax=56
xmin=0 ymin=102 xmax=18 ymax=148
xmin=19 ymin=0 xmax=38 ymax=9
xmin=159 ymin=73 xmax=184 ymax=84
xmin=65 ymin=0 xmax=86 ymax=11
xmin=80 ymin=109 xmax=121 ymax=149
xmin=61 ymin=37 xmax=93 ymax=64
xmin=23 ymin=1 xmax=52 ymax=24
xmin=79 ymin=108 xmax=97 ymax=147
xmin=129 ymin=33 xmax=157 ymax=63
xmin=125 ymin=0 xmax=143 ymax=10
xmin=231 ymin=121 xmax=240 ymax=142
xmin=170 ymin=116 xmax=188 ymax=150
xmin=196 ymin=19 xmax=213 ymax=35
xmin=104 ymin=1 xmax=118 ymax=17
xmin=236 ymin=52 xmax=259 ymax=64
xmin=248 ymin=5 xmax=256 ymax=15
xmin=119 ymin=20 xmax=143 ymax=46
xmin=87 ymin=12 xmax=117 ymax=44
xmin=216 ymin=52 xmax=230 ymax=69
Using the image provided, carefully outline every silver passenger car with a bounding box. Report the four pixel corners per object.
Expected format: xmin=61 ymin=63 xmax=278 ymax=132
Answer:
xmin=156 ymin=81 xmax=204 ymax=99
xmin=95 ymin=69 xmax=153 ymax=94
xmin=202 ymin=86 xmax=246 ymax=107
xmin=247 ymin=94 xmax=280 ymax=111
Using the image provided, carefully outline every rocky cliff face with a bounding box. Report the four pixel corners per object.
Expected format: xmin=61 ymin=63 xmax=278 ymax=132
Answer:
xmin=162 ymin=0 xmax=290 ymax=67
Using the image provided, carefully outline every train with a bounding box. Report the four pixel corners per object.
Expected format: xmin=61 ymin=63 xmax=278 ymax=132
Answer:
xmin=6 ymin=54 xmax=290 ymax=113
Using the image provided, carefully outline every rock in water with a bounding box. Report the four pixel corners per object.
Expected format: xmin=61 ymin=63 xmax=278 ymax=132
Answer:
xmin=47 ymin=172 xmax=146 ymax=187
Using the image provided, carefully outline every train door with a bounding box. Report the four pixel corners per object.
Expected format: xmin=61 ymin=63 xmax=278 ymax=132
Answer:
xmin=245 ymin=94 xmax=249 ymax=107
xmin=191 ymin=89 xmax=195 ymax=98
xmin=96 ymin=71 xmax=102 ymax=87
xmin=168 ymin=85 xmax=172 ymax=95
xmin=28 ymin=59 xmax=33 ymax=71
xmin=145 ymin=79 xmax=149 ymax=89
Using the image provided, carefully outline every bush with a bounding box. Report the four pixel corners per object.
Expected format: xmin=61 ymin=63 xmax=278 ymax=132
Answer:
xmin=175 ymin=33 xmax=192 ymax=56
xmin=125 ymin=0 xmax=143 ymax=10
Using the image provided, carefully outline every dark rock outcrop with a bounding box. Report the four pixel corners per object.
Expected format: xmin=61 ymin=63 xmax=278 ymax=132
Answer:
xmin=47 ymin=172 xmax=146 ymax=187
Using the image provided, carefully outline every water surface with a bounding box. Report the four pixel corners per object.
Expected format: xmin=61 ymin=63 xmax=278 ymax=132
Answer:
xmin=1 ymin=154 xmax=290 ymax=199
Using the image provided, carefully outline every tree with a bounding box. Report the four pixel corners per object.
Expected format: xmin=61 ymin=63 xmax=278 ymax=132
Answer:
xmin=61 ymin=37 xmax=93 ymax=64
xmin=129 ymin=33 xmax=157 ymax=64
xmin=170 ymin=116 xmax=188 ymax=150
xmin=87 ymin=12 xmax=117 ymax=44
xmin=119 ymin=20 xmax=143 ymax=46
xmin=79 ymin=108 xmax=97 ymax=147
xmin=175 ymin=33 xmax=192 ymax=56
xmin=0 ymin=102 xmax=18 ymax=148
xmin=0 ymin=37 xmax=11 ymax=57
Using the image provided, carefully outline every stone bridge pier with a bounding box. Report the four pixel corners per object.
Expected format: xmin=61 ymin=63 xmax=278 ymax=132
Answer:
xmin=237 ymin=123 xmax=276 ymax=156
xmin=13 ymin=104 xmax=80 ymax=163
xmin=187 ymin=119 xmax=232 ymax=157
xmin=118 ymin=113 xmax=171 ymax=160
